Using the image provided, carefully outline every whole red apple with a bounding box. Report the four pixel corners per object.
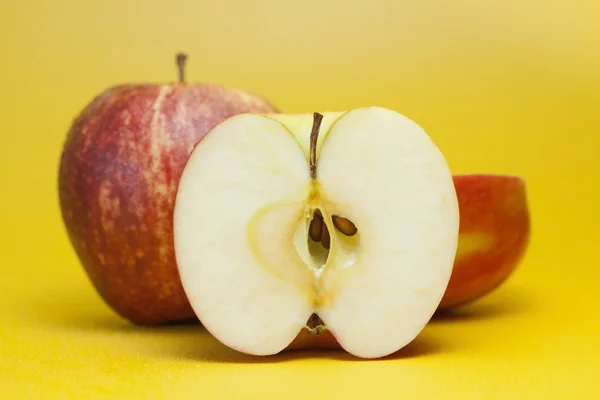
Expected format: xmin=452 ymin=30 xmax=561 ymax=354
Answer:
xmin=58 ymin=54 xmax=279 ymax=324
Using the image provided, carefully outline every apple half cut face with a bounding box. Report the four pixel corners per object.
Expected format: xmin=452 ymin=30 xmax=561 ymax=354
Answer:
xmin=173 ymin=107 xmax=460 ymax=359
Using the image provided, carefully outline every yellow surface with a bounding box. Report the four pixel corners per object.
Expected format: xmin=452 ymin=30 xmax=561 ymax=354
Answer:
xmin=1 ymin=0 xmax=599 ymax=398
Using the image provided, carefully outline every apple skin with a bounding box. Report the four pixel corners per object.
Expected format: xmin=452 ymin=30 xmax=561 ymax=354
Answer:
xmin=58 ymin=83 xmax=279 ymax=325
xmin=438 ymin=174 xmax=530 ymax=309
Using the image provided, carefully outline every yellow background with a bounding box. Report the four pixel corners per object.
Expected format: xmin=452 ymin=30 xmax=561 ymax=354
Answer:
xmin=1 ymin=0 xmax=599 ymax=398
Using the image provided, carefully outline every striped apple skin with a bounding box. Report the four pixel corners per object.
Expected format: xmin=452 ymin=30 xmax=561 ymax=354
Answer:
xmin=58 ymin=83 xmax=278 ymax=324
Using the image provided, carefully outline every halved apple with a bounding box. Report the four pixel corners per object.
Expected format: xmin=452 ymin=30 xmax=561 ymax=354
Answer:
xmin=173 ymin=107 xmax=460 ymax=359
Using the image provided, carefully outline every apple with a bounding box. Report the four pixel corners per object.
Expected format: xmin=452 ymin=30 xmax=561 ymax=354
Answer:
xmin=58 ymin=53 xmax=279 ymax=325
xmin=173 ymin=107 xmax=461 ymax=358
xmin=438 ymin=174 xmax=530 ymax=309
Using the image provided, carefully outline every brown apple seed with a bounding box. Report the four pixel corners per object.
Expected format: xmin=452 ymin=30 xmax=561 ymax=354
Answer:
xmin=309 ymin=211 xmax=324 ymax=242
xmin=321 ymin=224 xmax=331 ymax=250
xmin=332 ymin=215 xmax=358 ymax=236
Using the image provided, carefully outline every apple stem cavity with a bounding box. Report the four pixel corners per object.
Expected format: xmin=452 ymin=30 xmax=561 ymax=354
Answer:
xmin=309 ymin=112 xmax=324 ymax=180
xmin=176 ymin=52 xmax=188 ymax=83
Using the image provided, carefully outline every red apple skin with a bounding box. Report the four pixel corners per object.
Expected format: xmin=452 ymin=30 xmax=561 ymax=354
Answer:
xmin=58 ymin=83 xmax=279 ymax=325
xmin=438 ymin=174 xmax=531 ymax=309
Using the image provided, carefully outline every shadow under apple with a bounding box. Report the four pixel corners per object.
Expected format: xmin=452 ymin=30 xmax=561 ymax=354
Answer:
xmin=19 ymin=282 xmax=530 ymax=363
xmin=431 ymin=285 xmax=532 ymax=323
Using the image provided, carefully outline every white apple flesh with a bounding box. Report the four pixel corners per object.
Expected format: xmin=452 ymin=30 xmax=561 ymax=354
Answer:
xmin=173 ymin=107 xmax=460 ymax=359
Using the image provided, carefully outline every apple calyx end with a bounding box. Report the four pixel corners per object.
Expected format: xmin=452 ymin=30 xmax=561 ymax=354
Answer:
xmin=306 ymin=313 xmax=328 ymax=335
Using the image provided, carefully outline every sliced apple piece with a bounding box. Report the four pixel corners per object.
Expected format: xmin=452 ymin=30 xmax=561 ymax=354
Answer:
xmin=438 ymin=174 xmax=530 ymax=309
xmin=173 ymin=107 xmax=459 ymax=359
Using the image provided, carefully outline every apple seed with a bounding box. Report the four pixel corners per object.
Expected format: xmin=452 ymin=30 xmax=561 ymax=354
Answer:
xmin=321 ymin=224 xmax=331 ymax=250
xmin=308 ymin=210 xmax=324 ymax=242
xmin=332 ymin=215 xmax=358 ymax=236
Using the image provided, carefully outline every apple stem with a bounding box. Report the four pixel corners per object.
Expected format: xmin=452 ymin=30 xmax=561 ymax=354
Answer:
xmin=176 ymin=53 xmax=188 ymax=83
xmin=310 ymin=112 xmax=324 ymax=180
